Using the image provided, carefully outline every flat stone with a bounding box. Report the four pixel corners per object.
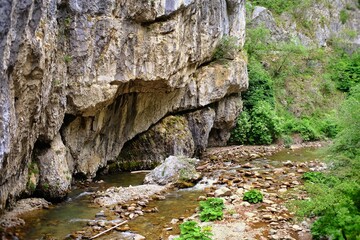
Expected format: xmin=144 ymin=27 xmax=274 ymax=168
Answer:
xmin=262 ymin=214 xmax=273 ymax=220
xmin=214 ymin=187 xmax=231 ymax=197
xmin=292 ymin=224 xmax=302 ymax=231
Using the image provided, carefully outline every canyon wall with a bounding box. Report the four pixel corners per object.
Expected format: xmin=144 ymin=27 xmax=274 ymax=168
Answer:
xmin=0 ymin=0 xmax=248 ymax=210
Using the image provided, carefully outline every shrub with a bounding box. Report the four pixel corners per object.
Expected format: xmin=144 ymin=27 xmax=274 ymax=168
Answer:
xmin=243 ymin=189 xmax=263 ymax=203
xmin=339 ymin=9 xmax=349 ymax=24
xmin=199 ymin=198 xmax=225 ymax=222
xmin=329 ymin=51 xmax=360 ymax=92
xmin=175 ymin=221 xmax=212 ymax=240
xmin=293 ymin=84 xmax=360 ymax=240
xmin=248 ymin=102 xmax=282 ymax=144
xmin=243 ymin=58 xmax=274 ymax=108
xmin=229 ymin=110 xmax=251 ymax=145
xmin=230 ymin=101 xmax=282 ymax=145
xmin=213 ymin=36 xmax=239 ymax=61
xmin=293 ymin=118 xmax=321 ymax=141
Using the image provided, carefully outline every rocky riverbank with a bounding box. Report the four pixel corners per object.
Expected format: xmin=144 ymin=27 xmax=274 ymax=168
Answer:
xmin=1 ymin=143 xmax=328 ymax=239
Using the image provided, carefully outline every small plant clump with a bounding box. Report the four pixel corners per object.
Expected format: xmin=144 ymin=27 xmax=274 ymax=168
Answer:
xmin=213 ymin=36 xmax=239 ymax=61
xmin=199 ymin=197 xmax=225 ymax=222
xmin=175 ymin=221 xmax=212 ymax=240
xmin=243 ymin=189 xmax=263 ymax=203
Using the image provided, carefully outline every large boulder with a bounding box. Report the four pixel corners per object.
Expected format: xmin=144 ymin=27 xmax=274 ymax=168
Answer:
xmin=144 ymin=156 xmax=201 ymax=188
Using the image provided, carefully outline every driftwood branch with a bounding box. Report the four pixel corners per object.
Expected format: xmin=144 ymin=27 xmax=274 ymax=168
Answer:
xmin=90 ymin=220 xmax=128 ymax=239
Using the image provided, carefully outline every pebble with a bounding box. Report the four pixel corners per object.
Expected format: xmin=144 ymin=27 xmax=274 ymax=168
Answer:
xmin=262 ymin=214 xmax=273 ymax=220
xmin=292 ymin=224 xmax=302 ymax=231
xmin=170 ymin=218 xmax=179 ymax=224
xmin=97 ymin=221 xmax=106 ymax=227
xmin=95 ymin=211 xmax=106 ymax=218
xmin=127 ymin=206 xmax=136 ymax=211
xmin=263 ymin=199 xmax=274 ymax=204
xmin=242 ymin=163 xmax=253 ymax=168
xmin=245 ymin=212 xmax=255 ymax=218
xmin=133 ymin=234 xmax=146 ymax=240
xmin=116 ymin=225 xmax=130 ymax=231
xmin=240 ymin=202 xmax=251 ymax=207
xmin=197 ymin=195 xmax=207 ymax=201
xmin=214 ymin=187 xmax=231 ymax=197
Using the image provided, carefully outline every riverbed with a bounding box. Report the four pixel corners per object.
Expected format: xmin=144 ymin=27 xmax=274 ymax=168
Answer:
xmin=11 ymin=145 xmax=327 ymax=240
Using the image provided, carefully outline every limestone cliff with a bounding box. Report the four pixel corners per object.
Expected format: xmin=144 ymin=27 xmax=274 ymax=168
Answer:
xmin=0 ymin=0 xmax=248 ymax=210
xmin=249 ymin=0 xmax=360 ymax=47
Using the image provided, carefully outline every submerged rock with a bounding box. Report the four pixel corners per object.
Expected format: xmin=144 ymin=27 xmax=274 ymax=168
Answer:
xmin=144 ymin=156 xmax=201 ymax=187
xmin=94 ymin=185 xmax=166 ymax=207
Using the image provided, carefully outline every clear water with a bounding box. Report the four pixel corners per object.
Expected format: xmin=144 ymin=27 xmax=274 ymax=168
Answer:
xmin=17 ymin=172 xmax=146 ymax=240
xmin=15 ymin=147 xmax=325 ymax=240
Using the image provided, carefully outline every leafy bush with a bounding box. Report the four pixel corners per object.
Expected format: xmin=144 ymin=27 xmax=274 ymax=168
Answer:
xmin=302 ymin=171 xmax=325 ymax=183
xmin=331 ymin=84 xmax=360 ymax=157
xmin=243 ymin=58 xmax=274 ymax=109
xmin=243 ymin=189 xmax=263 ymax=203
xmin=339 ymin=9 xmax=349 ymax=24
xmin=199 ymin=198 xmax=225 ymax=222
xmin=229 ymin=110 xmax=251 ymax=145
xmin=249 ymin=102 xmax=282 ymax=144
xmin=319 ymin=117 xmax=339 ymax=139
xmin=244 ymin=27 xmax=270 ymax=58
xmin=230 ymin=102 xmax=282 ymax=145
xmin=329 ymin=51 xmax=360 ymax=92
xmin=294 ymin=118 xmax=321 ymax=141
xmin=213 ymin=36 xmax=239 ymax=61
xmin=302 ymin=172 xmax=340 ymax=187
xmin=175 ymin=221 xmax=212 ymax=240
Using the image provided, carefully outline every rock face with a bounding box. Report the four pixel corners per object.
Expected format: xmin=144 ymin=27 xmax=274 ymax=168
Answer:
xmin=144 ymin=156 xmax=201 ymax=187
xmin=0 ymin=0 xmax=248 ymax=210
xmin=249 ymin=0 xmax=360 ymax=47
xmin=118 ymin=115 xmax=196 ymax=169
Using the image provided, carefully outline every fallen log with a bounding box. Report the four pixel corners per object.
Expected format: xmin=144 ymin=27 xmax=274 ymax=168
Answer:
xmin=90 ymin=220 xmax=128 ymax=239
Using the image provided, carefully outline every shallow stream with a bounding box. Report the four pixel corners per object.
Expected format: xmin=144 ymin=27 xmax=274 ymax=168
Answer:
xmin=16 ymin=147 xmax=326 ymax=240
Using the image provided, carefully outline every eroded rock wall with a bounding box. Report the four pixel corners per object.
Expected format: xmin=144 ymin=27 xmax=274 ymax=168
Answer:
xmin=0 ymin=0 xmax=248 ymax=210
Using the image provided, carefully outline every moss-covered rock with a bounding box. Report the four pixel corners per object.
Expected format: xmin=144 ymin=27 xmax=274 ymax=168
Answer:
xmin=144 ymin=156 xmax=201 ymax=188
xmin=117 ymin=115 xmax=195 ymax=169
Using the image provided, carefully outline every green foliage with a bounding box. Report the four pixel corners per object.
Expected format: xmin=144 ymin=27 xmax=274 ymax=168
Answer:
xmin=331 ymin=84 xmax=360 ymax=157
xmin=213 ymin=36 xmax=239 ymax=61
xmin=175 ymin=221 xmax=212 ymax=240
xmin=26 ymin=181 xmax=36 ymax=192
xmin=302 ymin=171 xmax=325 ymax=183
xmin=243 ymin=189 xmax=263 ymax=204
xmin=292 ymin=118 xmax=321 ymax=141
xmin=329 ymin=51 xmax=360 ymax=92
xmin=244 ymin=27 xmax=270 ymax=58
xmin=199 ymin=198 xmax=225 ymax=222
xmin=249 ymin=0 xmax=300 ymax=15
xmin=63 ymin=55 xmax=72 ymax=63
xmin=249 ymin=102 xmax=282 ymax=144
xmin=28 ymin=162 xmax=39 ymax=175
xmin=339 ymin=9 xmax=349 ymax=24
xmin=229 ymin=110 xmax=251 ymax=145
xmin=243 ymin=58 xmax=274 ymax=108
xmin=293 ymin=84 xmax=360 ymax=240
xmin=230 ymin=102 xmax=282 ymax=145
